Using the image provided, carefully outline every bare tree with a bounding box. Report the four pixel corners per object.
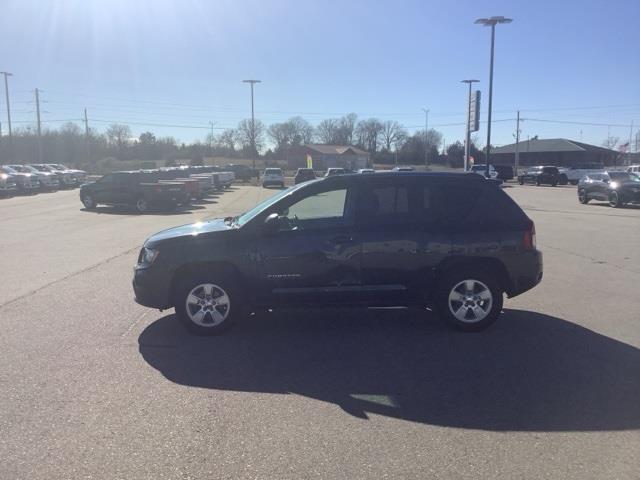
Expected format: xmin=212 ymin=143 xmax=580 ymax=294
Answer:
xmin=237 ymin=119 xmax=265 ymax=154
xmin=106 ymin=123 xmax=132 ymax=158
xmin=267 ymin=122 xmax=291 ymax=153
xmin=217 ymin=129 xmax=237 ymax=152
xmin=337 ymin=113 xmax=357 ymax=145
xmin=316 ymin=119 xmax=339 ymax=144
xmin=355 ymin=118 xmax=384 ymax=153
xmin=379 ymin=121 xmax=406 ymax=152
xmin=287 ymin=116 xmax=314 ymax=145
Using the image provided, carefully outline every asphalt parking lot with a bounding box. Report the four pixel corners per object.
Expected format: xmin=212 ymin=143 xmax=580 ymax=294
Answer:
xmin=1 ymin=183 xmax=639 ymax=479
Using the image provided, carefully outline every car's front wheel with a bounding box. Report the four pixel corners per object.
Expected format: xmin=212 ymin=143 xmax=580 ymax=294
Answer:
xmin=578 ymin=189 xmax=590 ymax=204
xmin=436 ymin=271 xmax=503 ymax=332
xmin=81 ymin=194 xmax=96 ymax=209
xmin=609 ymin=191 xmax=623 ymax=208
xmin=135 ymin=198 xmax=149 ymax=213
xmin=175 ymin=277 xmax=241 ymax=335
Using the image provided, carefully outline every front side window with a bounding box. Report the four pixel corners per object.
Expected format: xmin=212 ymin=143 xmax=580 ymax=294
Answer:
xmin=284 ymin=188 xmax=347 ymax=222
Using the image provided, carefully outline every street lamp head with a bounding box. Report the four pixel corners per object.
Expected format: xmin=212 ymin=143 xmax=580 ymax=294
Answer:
xmin=242 ymin=79 xmax=261 ymax=84
xmin=0 ymin=71 xmax=13 ymax=77
xmin=475 ymin=16 xmax=513 ymax=26
xmin=461 ymin=79 xmax=480 ymax=84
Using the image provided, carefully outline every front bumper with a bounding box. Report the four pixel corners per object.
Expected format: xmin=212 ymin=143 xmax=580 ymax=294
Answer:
xmin=132 ymin=266 xmax=173 ymax=309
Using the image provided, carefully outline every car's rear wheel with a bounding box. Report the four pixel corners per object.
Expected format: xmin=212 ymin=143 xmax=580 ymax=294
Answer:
xmin=518 ymin=178 xmax=524 ymax=185
xmin=535 ymin=178 xmax=541 ymax=186
xmin=551 ymin=179 xmax=558 ymax=187
xmin=175 ymin=276 xmax=241 ymax=335
xmin=578 ymin=189 xmax=590 ymax=204
xmin=135 ymin=198 xmax=149 ymax=213
xmin=81 ymin=194 xmax=96 ymax=209
xmin=558 ymin=175 xmax=568 ymax=186
xmin=609 ymin=191 xmax=623 ymax=208
xmin=436 ymin=271 xmax=503 ymax=332
xmin=570 ymin=180 xmax=579 ymax=185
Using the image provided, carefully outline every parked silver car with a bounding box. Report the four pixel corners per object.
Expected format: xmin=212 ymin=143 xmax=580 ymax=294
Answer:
xmin=8 ymin=164 xmax=59 ymax=190
xmin=0 ymin=170 xmax=18 ymax=196
xmin=0 ymin=166 xmax=39 ymax=194
xmin=46 ymin=164 xmax=87 ymax=185
xmin=30 ymin=164 xmax=76 ymax=188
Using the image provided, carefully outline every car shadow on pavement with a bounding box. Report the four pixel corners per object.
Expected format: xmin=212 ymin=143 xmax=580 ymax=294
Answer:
xmin=81 ymin=205 xmax=205 ymax=215
xmin=138 ymin=308 xmax=640 ymax=432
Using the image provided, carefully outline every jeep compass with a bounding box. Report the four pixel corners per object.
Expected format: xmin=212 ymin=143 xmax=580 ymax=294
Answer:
xmin=133 ymin=172 xmax=542 ymax=334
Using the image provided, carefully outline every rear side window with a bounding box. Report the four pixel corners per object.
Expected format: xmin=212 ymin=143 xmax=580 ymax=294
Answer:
xmin=357 ymin=184 xmax=409 ymax=222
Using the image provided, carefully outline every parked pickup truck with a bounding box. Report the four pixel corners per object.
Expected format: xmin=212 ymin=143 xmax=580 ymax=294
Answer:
xmin=190 ymin=166 xmax=235 ymax=187
xmin=79 ymin=171 xmax=189 ymax=212
xmin=558 ymin=164 xmax=605 ymax=185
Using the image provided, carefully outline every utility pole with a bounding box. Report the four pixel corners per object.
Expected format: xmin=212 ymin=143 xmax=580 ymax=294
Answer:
xmin=1 ymin=71 xmax=13 ymax=160
xmin=422 ymin=108 xmax=429 ymax=168
xmin=35 ymin=88 xmax=43 ymax=163
xmin=242 ymin=79 xmax=261 ymax=171
xmin=461 ymin=79 xmax=479 ymax=170
xmin=629 ymin=120 xmax=634 ymax=153
xmin=514 ymin=110 xmax=521 ymax=175
xmin=83 ymin=108 xmax=90 ymax=164
xmin=475 ymin=16 xmax=513 ymax=178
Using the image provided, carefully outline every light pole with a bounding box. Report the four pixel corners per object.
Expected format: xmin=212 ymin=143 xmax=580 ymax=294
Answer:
xmin=475 ymin=16 xmax=512 ymax=178
xmin=1 ymin=71 xmax=13 ymax=160
xmin=422 ymin=108 xmax=429 ymax=168
xmin=242 ymin=79 xmax=261 ymax=170
xmin=461 ymin=79 xmax=479 ymax=171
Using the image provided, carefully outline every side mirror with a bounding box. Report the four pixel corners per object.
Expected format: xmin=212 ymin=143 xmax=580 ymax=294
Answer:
xmin=263 ymin=213 xmax=281 ymax=233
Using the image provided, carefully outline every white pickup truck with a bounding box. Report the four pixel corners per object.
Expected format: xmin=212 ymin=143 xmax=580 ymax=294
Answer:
xmin=558 ymin=164 xmax=606 ymax=185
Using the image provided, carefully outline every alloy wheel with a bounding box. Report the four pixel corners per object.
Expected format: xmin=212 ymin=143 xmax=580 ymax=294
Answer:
xmin=185 ymin=283 xmax=231 ymax=327
xmin=448 ymin=279 xmax=493 ymax=323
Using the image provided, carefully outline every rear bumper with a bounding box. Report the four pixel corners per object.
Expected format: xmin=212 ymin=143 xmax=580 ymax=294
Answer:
xmin=505 ymin=250 xmax=543 ymax=297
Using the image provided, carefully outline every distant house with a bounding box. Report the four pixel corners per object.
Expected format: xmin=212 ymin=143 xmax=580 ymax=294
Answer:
xmin=491 ymin=138 xmax=619 ymax=167
xmin=285 ymin=144 xmax=370 ymax=170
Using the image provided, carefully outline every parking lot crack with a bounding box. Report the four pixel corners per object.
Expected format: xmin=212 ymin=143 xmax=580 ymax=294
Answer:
xmin=0 ymin=246 xmax=140 ymax=310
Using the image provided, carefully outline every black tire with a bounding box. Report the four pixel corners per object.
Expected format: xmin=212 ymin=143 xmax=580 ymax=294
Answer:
xmin=578 ymin=189 xmax=590 ymax=204
xmin=551 ymin=180 xmax=558 ymax=187
xmin=570 ymin=180 xmax=579 ymax=186
xmin=518 ymin=178 xmax=524 ymax=185
xmin=81 ymin=194 xmax=96 ymax=209
xmin=280 ymin=182 xmax=285 ymax=188
xmin=135 ymin=197 xmax=149 ymax=213
xmin=535 ymin=178 xmax=541 ymax=186
xmin=435 ymin=270 xmax=503 ymax=332
xmin=558 ymin=175 xmax=568 ymax=186
xmin=174 ymin=273 xmax=243 ymax=335
xmin=609 ymin=191 xmax=623 ymax=208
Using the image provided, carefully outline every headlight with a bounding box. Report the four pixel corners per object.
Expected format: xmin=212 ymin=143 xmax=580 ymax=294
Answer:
xmin=136 ymin=247 xmax=159 ymax=269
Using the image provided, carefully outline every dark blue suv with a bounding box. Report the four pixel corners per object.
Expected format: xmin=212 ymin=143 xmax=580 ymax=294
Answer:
xmin=133 ymin=172 xmax=542 ymax=334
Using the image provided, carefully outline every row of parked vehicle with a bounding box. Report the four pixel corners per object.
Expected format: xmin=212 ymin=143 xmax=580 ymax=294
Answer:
xmin=0 ymin=163 xmax=87 ymax=196
xmin=79 ymin=165 xmax=236 ymax=213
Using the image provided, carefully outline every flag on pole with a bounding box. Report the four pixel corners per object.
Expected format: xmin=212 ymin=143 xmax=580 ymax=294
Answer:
xmin=306 ymin=154 xmax=313 ymax=169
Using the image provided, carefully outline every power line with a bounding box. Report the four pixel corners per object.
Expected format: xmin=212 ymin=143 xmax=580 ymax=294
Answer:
xmin=524 ymin=117 xmax=634 ymax=128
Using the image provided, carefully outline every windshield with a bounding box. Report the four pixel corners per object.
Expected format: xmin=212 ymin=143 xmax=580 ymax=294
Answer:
xmin=2 ymin=166 xmax=17 ymax=173
xmin=610 ymin=172 xmax=639 ymax=182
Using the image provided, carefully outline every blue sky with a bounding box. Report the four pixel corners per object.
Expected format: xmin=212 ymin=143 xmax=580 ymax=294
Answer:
xmin=1 ymin=0 xmax=639 ymax=150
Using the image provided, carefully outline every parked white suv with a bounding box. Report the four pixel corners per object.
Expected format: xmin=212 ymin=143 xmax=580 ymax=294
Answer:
xmin=469 ymin=164 xmax=499 ymax=179
xmin=262 ymin=168 xmax=284 ymax=188
xmin=559 ymin=164 xmax=605 ymax=185
xmin=626 ymin=165 xmax=640 ymax=174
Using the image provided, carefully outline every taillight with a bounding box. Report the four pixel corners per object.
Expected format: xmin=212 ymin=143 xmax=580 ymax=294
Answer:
xmin=523 ymin=221 xmax=536 ymax=250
